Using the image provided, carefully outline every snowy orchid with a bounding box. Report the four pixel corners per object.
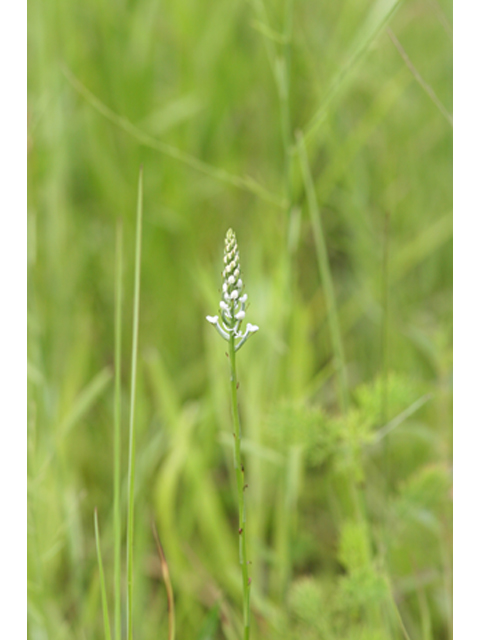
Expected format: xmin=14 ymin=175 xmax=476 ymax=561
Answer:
xmin=206 ymin=228 xmax=258 ymax=351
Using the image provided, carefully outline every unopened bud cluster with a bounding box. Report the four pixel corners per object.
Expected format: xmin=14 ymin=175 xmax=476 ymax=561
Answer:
xmin=206 ymin=229 xmax=259 ymax=351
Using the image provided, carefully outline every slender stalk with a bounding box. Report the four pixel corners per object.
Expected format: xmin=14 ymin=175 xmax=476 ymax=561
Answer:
xmin=387 ymin=28 xmax=452 ymax=127
xmin=380 ymin=212 xmax=391 ymax=492
xmin=280 ymin=0 xmax=295 ymax=219
xmin=126 ymin=167 xmax=144 ymax=640
xmin=380 ymin=211 xmax=390 ymax=427
xmin=206 ymin=229 xmax=257 ymax=638
xmin=113 ymin=220 xmax=123 ymax=640
xmin=228 ymin=335 xmax=250 ymax=640
xmin=62 ymin=66 xmax=284 ymax=209
xmin=94 ymin=509 xmax=112 ymax=640
xmin=152 ymin=522 xmax=176 ymax=640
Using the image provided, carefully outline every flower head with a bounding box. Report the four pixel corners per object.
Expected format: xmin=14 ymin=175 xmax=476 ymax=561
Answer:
xmin=206 ymin=228 xmax=259 ymax=351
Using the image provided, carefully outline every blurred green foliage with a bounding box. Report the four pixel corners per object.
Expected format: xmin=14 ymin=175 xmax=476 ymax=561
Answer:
xmin=28 ymin=0 xmax=452 ymax=638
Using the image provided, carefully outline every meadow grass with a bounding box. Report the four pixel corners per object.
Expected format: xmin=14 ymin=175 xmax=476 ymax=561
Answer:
xmin=28 ymin=0 xmax=452 ymax=638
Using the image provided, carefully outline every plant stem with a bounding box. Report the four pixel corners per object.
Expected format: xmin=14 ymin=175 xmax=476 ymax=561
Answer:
xmin=380 ymin=211 xmax=390 ymax=489
xmin=228 ymin=335 xmax=250 ymax=640
xmin=126 ymin=167 xmax=144 ymax=640
xmin=113 ymin=220 xmax=123 ymax=640
xmin=152 ymin=522 xmax=176 ymax=640
xmin=95 ymin=509 xmax=112 ymax=640
xmin=280 ymin=0 xmax=294 ymax=219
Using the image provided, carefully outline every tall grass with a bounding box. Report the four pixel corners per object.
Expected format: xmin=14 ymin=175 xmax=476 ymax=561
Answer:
xmin=126 ymin=168 xmax=144 ymax=640
xmin=28 ymin=0 xmax=452 ymax=638
xmin=113 ymin=220 xmax=123 ymax=640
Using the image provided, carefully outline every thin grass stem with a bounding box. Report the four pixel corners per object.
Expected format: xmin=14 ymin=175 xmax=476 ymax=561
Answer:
xmin=387 ymin=28 xmax=453 ymax=126
xmin=152 ymin=522 xmax=176 ymax=640
xmin=113 ymin=220 xmax=123 ymax=640
xmin=94 ymin=509 xmax=112 ymax=640
xmin=302 ymin=0 xmax=402 ymax=143
xmin=126 ymin=167 xmax=144 ymax=640
xmin=279 ymin=0 xmax=295 ymax=219
xmin=61 ymin=66 xmax=284 ymax=209
xmin=380 ymin=212 xmax=390 ymax=428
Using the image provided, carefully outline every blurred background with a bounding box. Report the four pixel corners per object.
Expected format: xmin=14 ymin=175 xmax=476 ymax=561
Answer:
xmin=27 ymin=0 xmax=452 ymax=638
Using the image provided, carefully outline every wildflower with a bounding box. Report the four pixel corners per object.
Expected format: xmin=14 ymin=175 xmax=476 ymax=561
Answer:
xmin=206 ymin=228 xmax=259 ymax=351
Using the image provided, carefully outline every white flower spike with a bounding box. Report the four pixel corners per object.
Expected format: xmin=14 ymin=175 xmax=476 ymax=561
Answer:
xmin=206 ymin=228 xmax=259 ymax=351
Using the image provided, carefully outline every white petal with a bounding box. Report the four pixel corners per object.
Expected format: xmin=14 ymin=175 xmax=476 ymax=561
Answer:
xmin=206 ymin=315 xmax=219 ymax=324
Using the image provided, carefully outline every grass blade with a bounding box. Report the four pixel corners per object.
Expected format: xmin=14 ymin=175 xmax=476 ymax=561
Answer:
xmin=380 ymin=212 xmax=391 ymax=428
xmin=126 ymin=167 xmax=144 ymax=640
xmin=38 ymin=368 xmax=112 ymax=477
xmin=374 ymin=393 xmax=433 ymax=443
xmin=152 ymin=522 xmax=176 ymax=640
xmin=59 ymin=367 xmax=112 ymax=437
xmin=303 ymin=0 xmax=402 ymax=143
xmin=113 ymin=220 xmax=123 ymax=640
xmin=296 ymin=131 xmax=349 ymax=413
xmin=94 ymin=509 xmax=112 ymax=640
xmin=387 ymin=28 xmax=452 ymax=127
xmin=61 ymin=66 xmax=284 ymax=209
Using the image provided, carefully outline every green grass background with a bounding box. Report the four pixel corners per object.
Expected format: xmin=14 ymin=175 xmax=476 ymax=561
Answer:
xmin=27 ymin=0 xmax=452 ymax=638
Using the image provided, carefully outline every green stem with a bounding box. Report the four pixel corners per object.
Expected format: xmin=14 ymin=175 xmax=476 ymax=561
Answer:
xmin=126 ymin=167 xmax=144 ymax=640
xmin=94 ymin=509 xmax=112 ymax=640
xmin=280 ymin=0 xmax=294 ymax=218
xmin=380 ymin=211 xmax=390 ymax=485
xmin=113 ymin=220 xmax=123 ymax=640
xmin=229 ymin=336 xmax=251 ymax=640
